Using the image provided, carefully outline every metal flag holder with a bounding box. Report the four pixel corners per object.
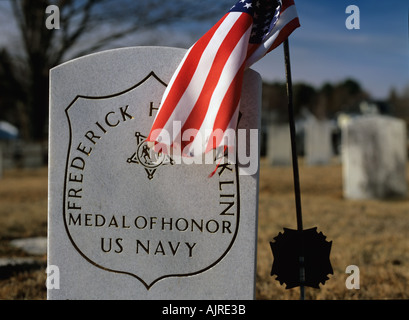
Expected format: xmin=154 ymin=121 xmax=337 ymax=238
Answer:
xmin=269 ymin=39 xmax=333 ymax=300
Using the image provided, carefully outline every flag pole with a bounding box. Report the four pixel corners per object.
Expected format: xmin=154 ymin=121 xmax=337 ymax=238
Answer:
xmin=283 ymin=38 xmax=305 ymax=300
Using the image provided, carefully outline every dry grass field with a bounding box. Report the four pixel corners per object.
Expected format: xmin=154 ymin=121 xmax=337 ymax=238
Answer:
xmin=257 ymin=159 xmax=409 ymax=300
xmin=0 ymin=167 xmax=47 ymax=299
xmin=1 ymin=158 xmax=409 ymax=300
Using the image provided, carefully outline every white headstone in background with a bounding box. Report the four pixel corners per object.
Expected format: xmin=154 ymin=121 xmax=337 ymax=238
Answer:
xmin=342 ymin=115 xmax=407 ymax=199
xmin=48 ymin=46 xmax=261 ymax=300
xmin=267 ymin=124 xmax=291 ymax=166
xmin=304 ymin=116 xmax=333 ymax=166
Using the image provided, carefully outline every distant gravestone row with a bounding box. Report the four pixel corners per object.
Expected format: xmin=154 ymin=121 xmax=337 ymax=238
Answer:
xmin=266 ymin=116 xmax=334 ymax=167
xmin=48 ymin=47 xmax=261 ymax=299
xmin=266 ymin=114 xmax=407 ymax=200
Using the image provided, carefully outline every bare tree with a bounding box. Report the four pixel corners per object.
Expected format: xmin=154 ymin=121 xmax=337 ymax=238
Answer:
xmin=2 ymin=0 xmax=231 ymax=142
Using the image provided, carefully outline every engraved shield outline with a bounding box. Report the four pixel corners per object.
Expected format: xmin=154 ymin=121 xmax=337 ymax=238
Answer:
xmin=62 ymin=71 xmax=240 ymax=289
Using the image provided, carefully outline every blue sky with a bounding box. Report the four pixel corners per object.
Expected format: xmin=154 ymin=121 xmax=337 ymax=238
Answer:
xmin=250 ymin=0 xmax=409 ymax=99
xmin=114 ymin=0 xmax=409 ymax=99
xmin=0 ymin=0 xmax=407 ymax=100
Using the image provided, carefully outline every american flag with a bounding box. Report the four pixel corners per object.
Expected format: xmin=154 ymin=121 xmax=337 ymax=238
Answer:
xmin=147 ymin=0 xmax=300 ymax=158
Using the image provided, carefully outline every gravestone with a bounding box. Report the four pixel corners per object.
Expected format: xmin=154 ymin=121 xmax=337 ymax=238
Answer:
xmin=48 ymin=46 xmax=261 ymax=299
xmin=342 ymin=115 xmax=407 ymax=199
xmin=10 ymin=237 xmax=47 ymax=255
xmin=304 ymin=116 xmax=333 ymax=166
xmin=267 ymin=124 xmax=291 ymax=166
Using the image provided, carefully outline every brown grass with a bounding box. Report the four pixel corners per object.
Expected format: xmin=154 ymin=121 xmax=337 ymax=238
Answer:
xmin=257 ymin=159 xmax=409 ymax=300
xmin=1 ymin=160 xmax=409 ymax=299
xmin=0 ymin=167 xmax=48 ymax=299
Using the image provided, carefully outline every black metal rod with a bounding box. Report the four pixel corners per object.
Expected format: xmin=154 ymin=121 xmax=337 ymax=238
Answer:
xmin=283 ymin=38 xmax=305 ymax=300
xmin=283 ymin=39 xmax=303 ymax=231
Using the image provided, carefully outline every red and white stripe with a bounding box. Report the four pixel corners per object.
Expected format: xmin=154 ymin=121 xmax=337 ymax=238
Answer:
xmin=147 ymin=0 xmax=300 ymax=158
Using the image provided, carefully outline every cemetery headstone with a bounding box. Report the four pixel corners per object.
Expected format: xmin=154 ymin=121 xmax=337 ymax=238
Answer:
xmin=267 ymin=124 xmax=292 ymax=166
xmin=304 ymin=116 xmax=333 ymax=166
xmin=10 ymin=237 xmax=47 ymax=255
xmin=342 ymin=115 xmax=407 ymax=199
xmin=48 ymin=46 xmax=261 ymax=299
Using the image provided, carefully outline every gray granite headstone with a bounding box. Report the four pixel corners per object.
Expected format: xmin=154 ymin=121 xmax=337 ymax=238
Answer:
xmin=10 ymin=237 xmax=47 ymax=255
xmin=342 ymin=115 xmax=407 ymax=199
xmin=48 ymin=46 xmax=261 ymax=299
xmin=267 ymin=124 xmax=291 ymax=166
xmin=304 ymin=116 xmax=333 ymax=166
